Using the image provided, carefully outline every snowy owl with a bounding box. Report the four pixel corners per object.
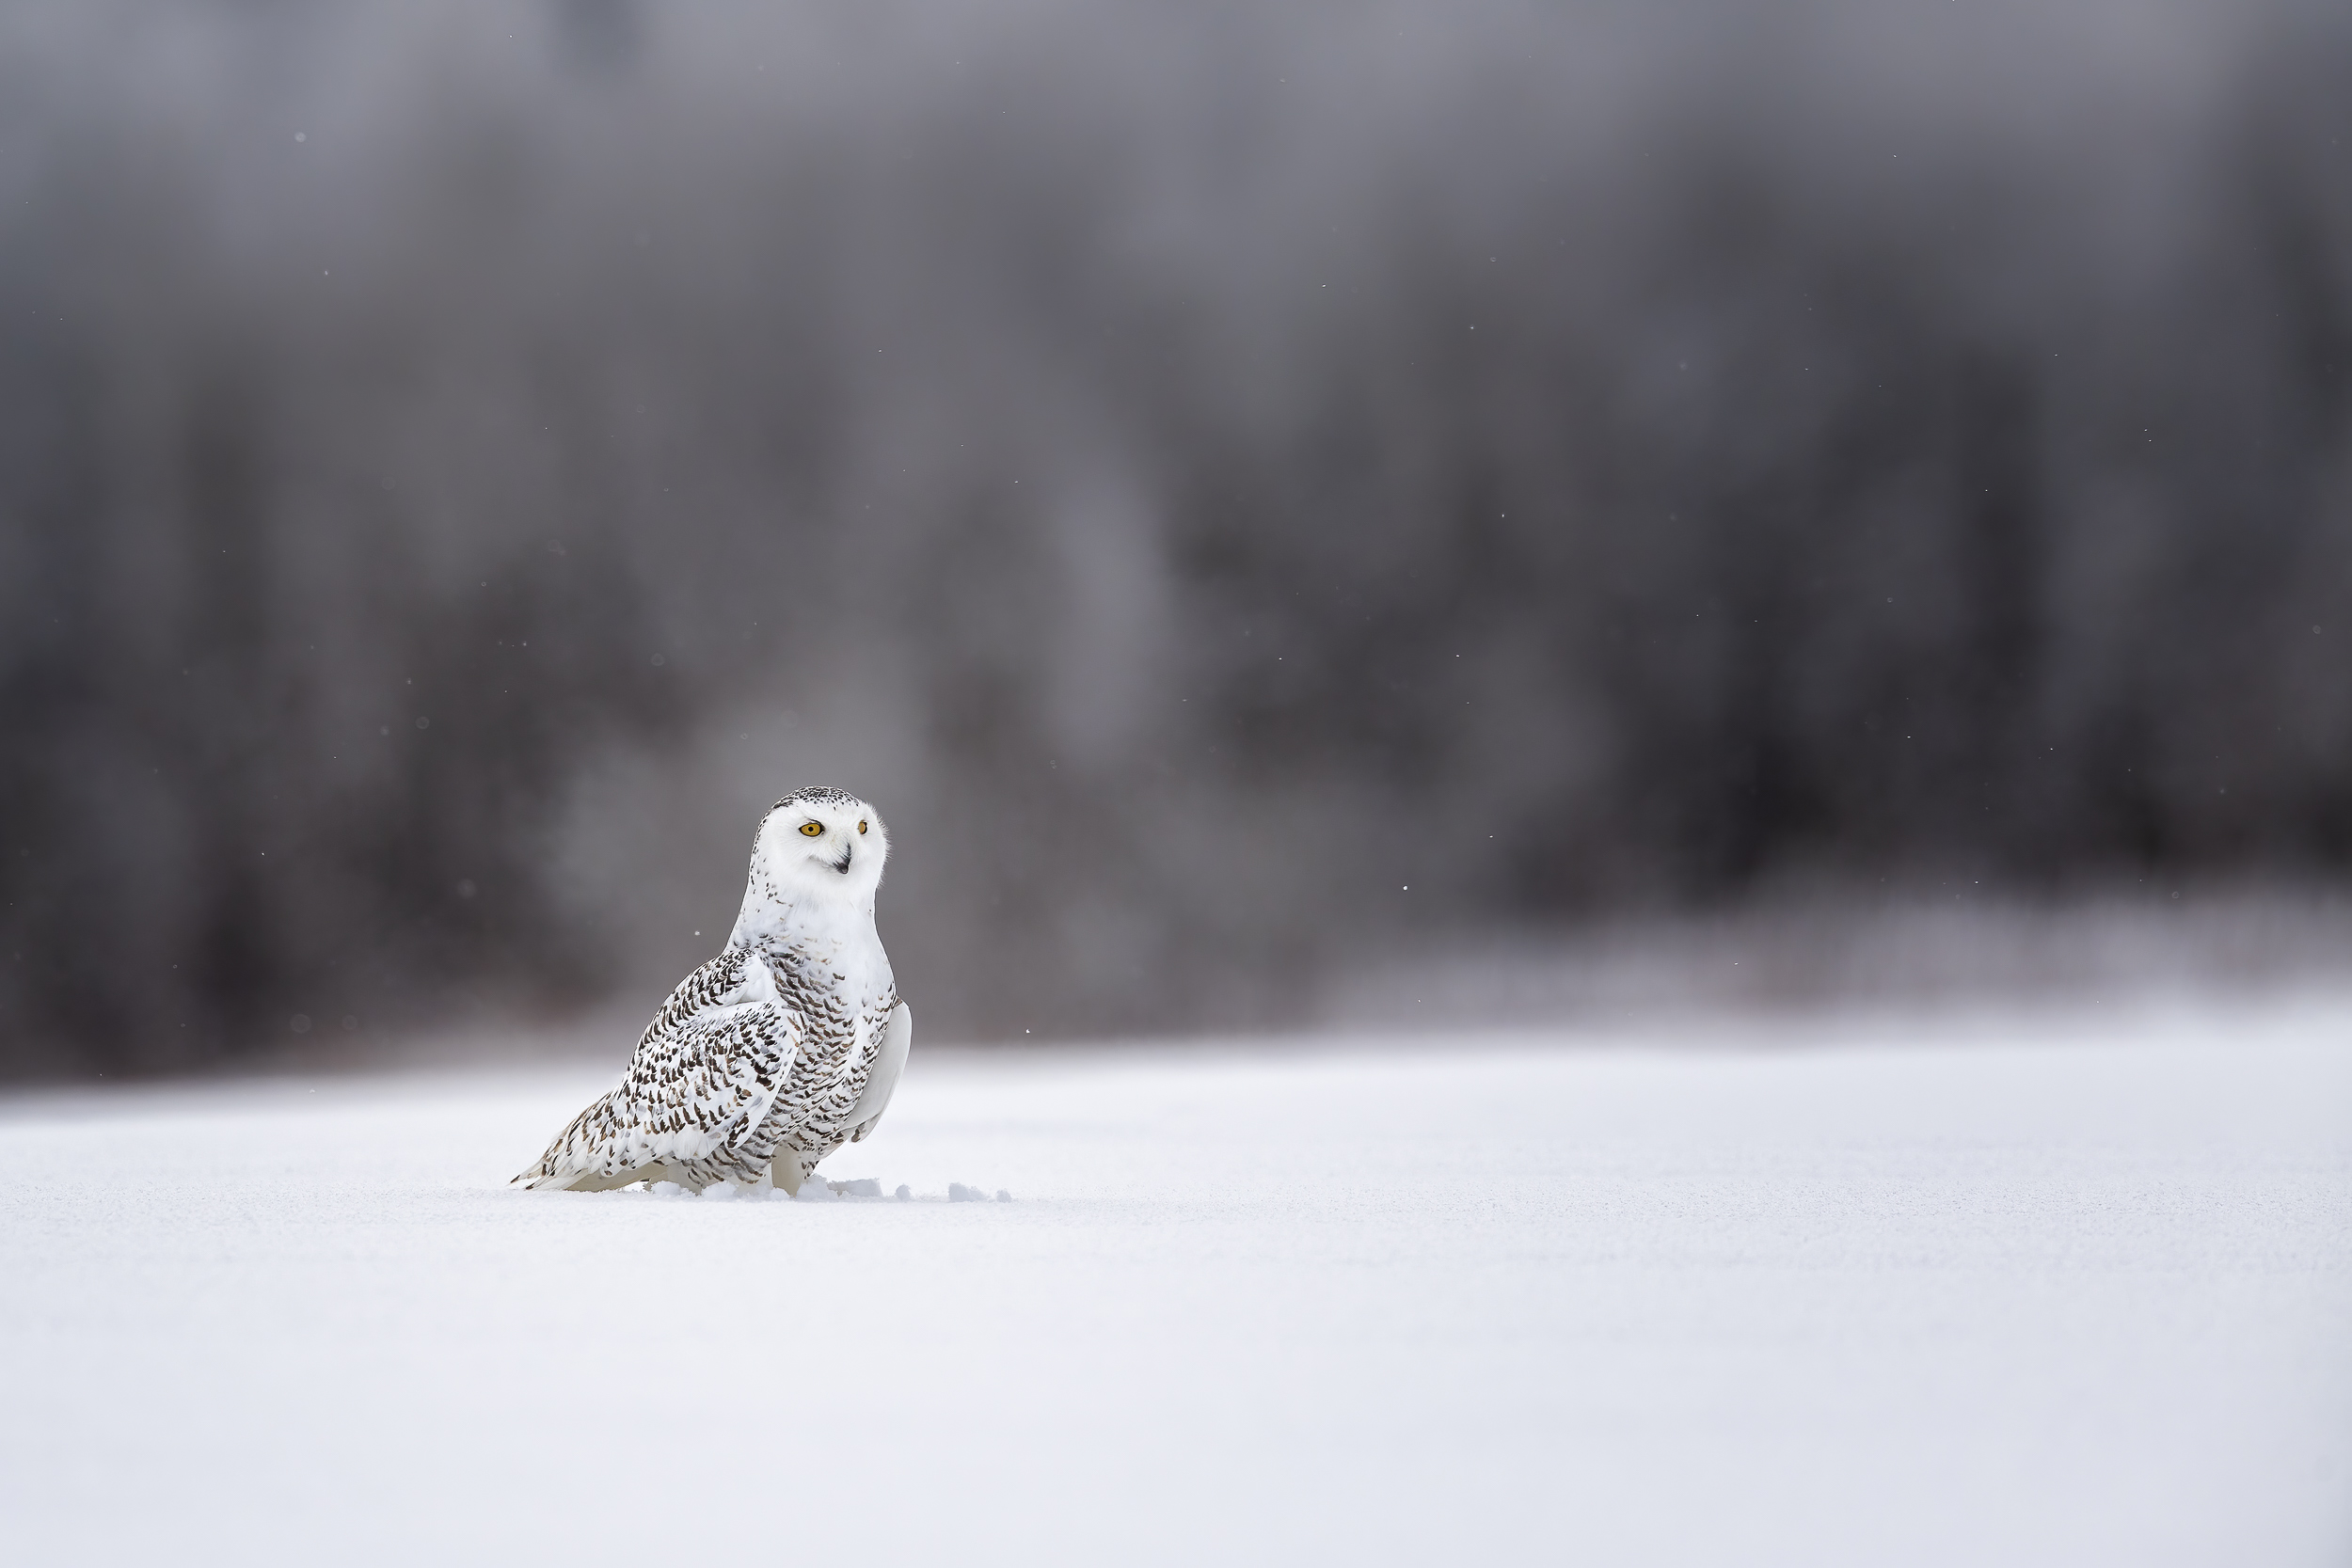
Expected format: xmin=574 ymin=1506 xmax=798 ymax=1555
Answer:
xmin=515 ymin=786 xmax=911 ymax=1196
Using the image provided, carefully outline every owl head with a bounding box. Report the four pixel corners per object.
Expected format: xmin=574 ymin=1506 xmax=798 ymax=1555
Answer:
xmin=746 ymin=784 xmax=891 ymax=911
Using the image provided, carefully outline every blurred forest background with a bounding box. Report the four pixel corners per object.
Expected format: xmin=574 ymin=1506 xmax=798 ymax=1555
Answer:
xmin=4 ymin=0 xmax=2350 ymax=1080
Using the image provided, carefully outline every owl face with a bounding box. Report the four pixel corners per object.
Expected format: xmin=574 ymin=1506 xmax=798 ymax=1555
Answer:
xmin=753 ymin=786 xmax=889 ymax=905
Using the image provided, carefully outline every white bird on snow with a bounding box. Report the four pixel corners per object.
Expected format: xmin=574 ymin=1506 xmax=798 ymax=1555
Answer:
xmin=515 ymin=786 xmax=910 ymax=1196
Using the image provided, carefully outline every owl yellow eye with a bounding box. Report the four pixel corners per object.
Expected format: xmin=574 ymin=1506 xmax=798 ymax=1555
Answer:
xmin=798 ymin=821 xmax=824 ymax=838
xmin=858 ymin=819 xmax=868 ymax=834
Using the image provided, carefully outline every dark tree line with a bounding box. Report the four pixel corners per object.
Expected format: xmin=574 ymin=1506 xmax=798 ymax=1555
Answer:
xmin=2 ymin=0 xmax=2348 ymax=1077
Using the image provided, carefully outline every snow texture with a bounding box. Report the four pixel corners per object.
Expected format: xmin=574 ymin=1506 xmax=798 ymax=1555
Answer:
xmin=2 ymin=999 xmax=2347 ymax=1567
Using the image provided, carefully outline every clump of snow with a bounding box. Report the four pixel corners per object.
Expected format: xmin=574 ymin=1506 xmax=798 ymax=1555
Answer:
xmin=947 ymin=1181 xmax=987 ymax=1202
xmin=700 ymin=1180 xmax=739 ymax=1200
xmin=833 ymin=1178 xmax=884 ymax=1197
xmin=995 ymin=1189 xmax=1012 ymax=1203
xmin=645 ymin=1180 xmax=685 ymax=1197
xmin=791 ymin=1177 xmax=838 ymax=1202
xmin=894 ymin=1183 xmax=912 ymax=1200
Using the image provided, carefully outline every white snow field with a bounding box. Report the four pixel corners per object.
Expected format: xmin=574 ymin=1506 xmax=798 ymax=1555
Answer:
xmin=4 ymin=1000 xmax=2348 ymax=1567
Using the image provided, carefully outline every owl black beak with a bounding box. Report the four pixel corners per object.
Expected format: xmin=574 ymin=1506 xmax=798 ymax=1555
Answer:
xmin=830 ymin=846 xmax=853 ymax=875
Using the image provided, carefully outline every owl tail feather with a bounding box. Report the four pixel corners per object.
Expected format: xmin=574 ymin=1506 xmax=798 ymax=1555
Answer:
xmin=516 ymin=1162 xmax=678 ymax=1193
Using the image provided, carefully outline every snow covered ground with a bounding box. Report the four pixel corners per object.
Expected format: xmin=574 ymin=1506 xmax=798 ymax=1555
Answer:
xmin=4 ymin=999 xmax=2348 ymax=1567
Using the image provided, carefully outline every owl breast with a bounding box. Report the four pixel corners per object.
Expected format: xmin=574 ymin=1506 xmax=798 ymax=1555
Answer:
xmin=755 ymin=931 xmax=897 ymax=1154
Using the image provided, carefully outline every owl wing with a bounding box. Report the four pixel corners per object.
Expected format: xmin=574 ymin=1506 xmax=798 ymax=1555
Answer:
xmin=514 ymin=949 xmax=803 ymax=1189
